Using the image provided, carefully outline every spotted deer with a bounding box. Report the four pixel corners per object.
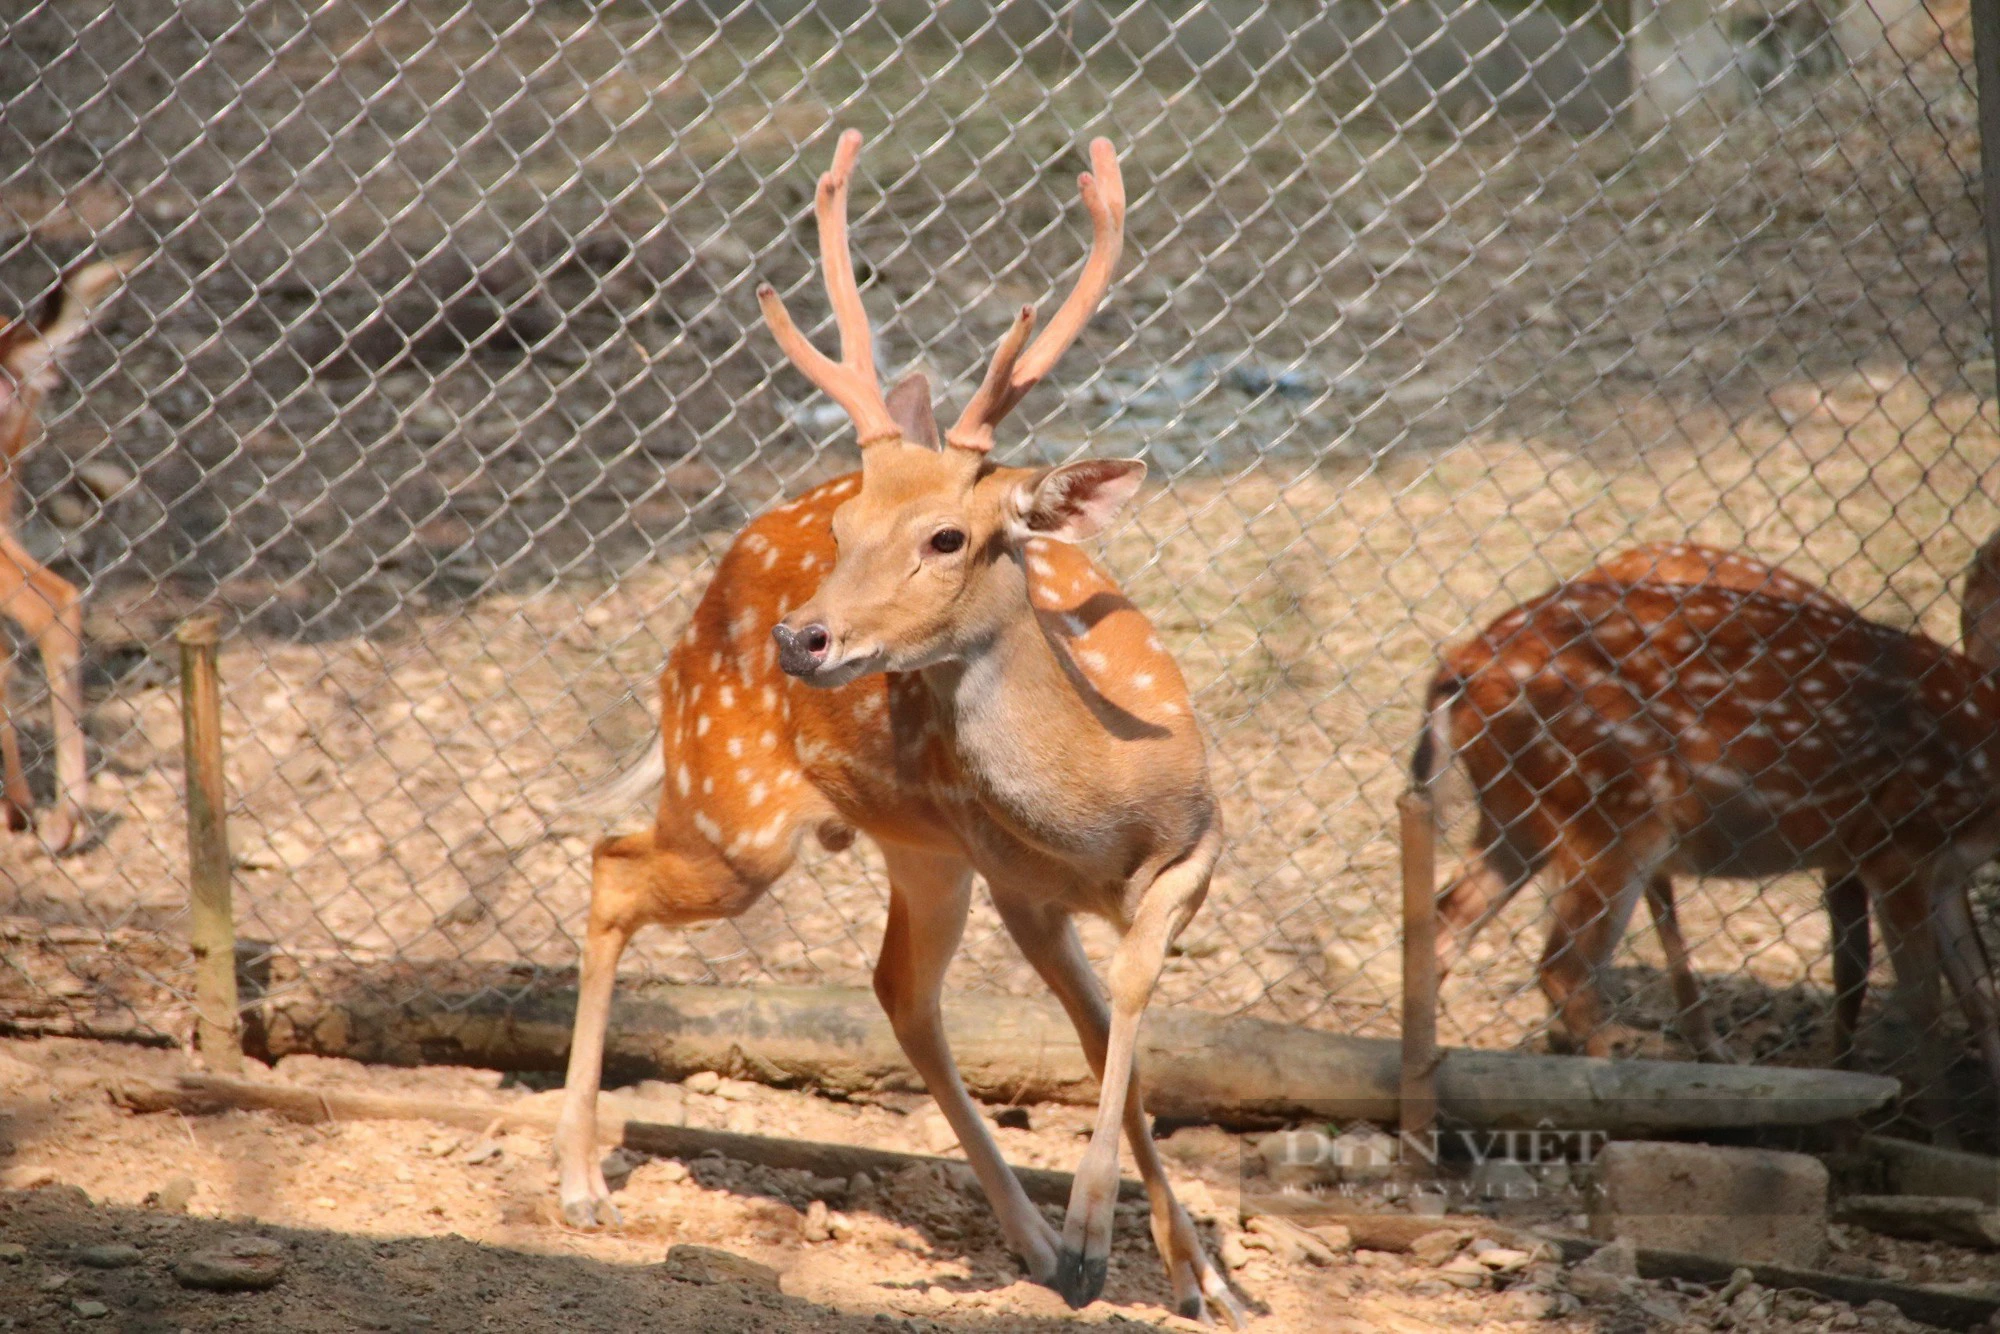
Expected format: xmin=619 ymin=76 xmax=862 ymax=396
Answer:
xmin=1415 ymin=541 xmax=2000 ymax=1126
xmin=553 ymin=132 xmax=1241 ymax=1323
xmin=0 ymin=256 xmax=136 ymax=852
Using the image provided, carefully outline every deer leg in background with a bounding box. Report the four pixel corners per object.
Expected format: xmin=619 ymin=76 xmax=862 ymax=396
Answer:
xmin=1826 ymin=872 xmax=1871 ymax=1069
xmin=1435 ymin=814 xmax=1541 ymax=976
xmin=1643 ymin=873 xmax=1732 ymax=1062
xmin=1538 ymin=841 xmax=1651 ymax=1058
xmin=992 ymin=891 xmax=1243 ymax=1327
xmin=0 ymin=534 xmax=85 ymax=852
xmin=1056 ymin=825 xmax=1222 ymax=1311
xmin=1931 ymin=868 xmax=2000 ymax=1110
xmin=872 ymin=843 xmax=1062 ymax=1284
xmin=1869 ymin=856 xmax=1961 ymax=1146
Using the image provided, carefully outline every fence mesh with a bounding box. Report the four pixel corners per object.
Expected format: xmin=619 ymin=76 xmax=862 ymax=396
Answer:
xmin=0 ymin=0 xmax=1994 ymax=1130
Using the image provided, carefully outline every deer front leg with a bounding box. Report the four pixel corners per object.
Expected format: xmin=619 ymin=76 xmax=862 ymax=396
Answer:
xmin=992 ymin=890 xmax=1242 ymax=1328
xmin=873 ymin=844 xmax=1061 ymax=1282
xmin=1059 ymin=826 xmax=1222 ymax=1312
xmin=1643 ymin=874 xmax=1731 ymax=1062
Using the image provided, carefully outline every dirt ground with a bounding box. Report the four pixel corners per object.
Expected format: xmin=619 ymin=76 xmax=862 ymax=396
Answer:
xmin=3 ymin=1033 xmax=1996 ymax=1334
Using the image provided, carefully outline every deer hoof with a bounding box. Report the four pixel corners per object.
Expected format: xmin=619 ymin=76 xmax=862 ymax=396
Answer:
xmin=1052 ymin=1248 xmax=1108 ymax=1310
xmin=560 ymin=1195 xmax=621 ymax=1231
xmin=38 ymin=805 xmax=81 ymax=856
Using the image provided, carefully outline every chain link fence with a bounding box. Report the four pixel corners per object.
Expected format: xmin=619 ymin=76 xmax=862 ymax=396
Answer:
xmin=0 ymin=0 xmax=1993 ymax=1125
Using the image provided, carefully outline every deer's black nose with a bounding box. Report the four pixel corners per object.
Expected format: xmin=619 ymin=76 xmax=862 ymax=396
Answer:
xmin=772 ymin=622 xmax=831 ymax=677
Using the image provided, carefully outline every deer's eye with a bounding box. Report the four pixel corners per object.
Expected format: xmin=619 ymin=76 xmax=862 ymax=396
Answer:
xmin=928 ymin=528 xmax=966 ymax=556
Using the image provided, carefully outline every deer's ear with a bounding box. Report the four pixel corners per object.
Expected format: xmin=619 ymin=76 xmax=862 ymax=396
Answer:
xmin=885 ymin=370 xmax=940 ymax=449
xmin=1008 ymin=458 xmax=1145 ymax=544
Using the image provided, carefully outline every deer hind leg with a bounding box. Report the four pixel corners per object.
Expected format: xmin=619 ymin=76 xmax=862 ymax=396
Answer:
xmin=1867 ymin=857 xmax=1960 ymax=1146
xmin=871 ymin=843 xmax=1062 ymax=1282
xmin=1643 ymin=874 xmax=1732 ymax=1062
xmin=1539 ymin=841 xmax=1651 ymax=1058
xmin=1053 ymin=825 xmax=1223 ymax=1312
xmin=1825 ymin=873 xmax=1870 ymax=1069
xmin=0 ymin=647 xmax=30 ymax=832
xmin=554 ymin=825 xmax=776 ymax=1229
xmin=992 ymin=891 xmax=1242 ymax=1328
xmin=1436 ymin=813 xmax=1540 ymax=978
xmin=0 ymin=536 xmax=82 ymax=851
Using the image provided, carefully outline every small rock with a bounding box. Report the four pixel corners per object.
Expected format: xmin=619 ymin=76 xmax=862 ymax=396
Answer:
xmin=656 ymin=1159 xmax=690 ymax=1185
xmin=1730 ymin=1283 xmax=1775 ymax=1320
xmin=711 ymin=1078 xmax=759 ymax=1102
xmin=1437 ymin=1256 xmax=1490 ymax=1289
xmin=1409 ymin=1228 xmax=1470 ymax=1266
xmin=846 ymin=1172 xmax=877 ymax=1209
xmin=1257 ymin=1129 xmax=1336 ymax=1189
xmin=803 ymin=1199 xmax=833 ymax=1243
xmin=1564 ymin=1269 xmax=1631 ymax=1302
xmin=44 ymin=493 xmax=91 ymax=528
xmin=423 ymin=1135 xmax=464 ymax=1158
xmin=463 ymin=1141 xmax=502 ymax=1166
xmin=1306 ymin=1223 xmax=1352 ymax=1254
xmin=173 ymin=1236 xmax=288 ymax=1292
xmin=826 ymin=1211 xmax=853 ymax=1242
xmin=151 ymin=1176 xmax=195 ymax=1213
xmin=1239 ymin=1229 xmax=1294 ymax=1264
xmin=599 ymin=1147 xmax=645 ymax=1187
xmin=1497 ymin=1288 xmax=1563 ymax=1320
xmin=1469 ymin=1158 xmax=1539 ymax=1201
xmin=1575 ymin=1238 xmax=1637 ymax=1278
xmin=661 ymin=1244 xmax=781 ymax=1291
xmin=633 ymin=1080 xmax=684 ymax=1108
xmin=76 ymin=460 xmax=133 ymax=499
xmin=1219 ymin=1233 xmax=1251 ymax=1270
xmin=38 ymin=1271 xmax=69 ymax=1291
xmin=682 ymin=1071 xmax=722 ymax=1095
xmin=71 ymin=1299 xmax=108 ymax=1319
xmin=1716 ymin=1266 xmax=1755 ymax=1303
xmin=1246 ymin=1215 xmax=1337 ymax=1265
xmin=2 ymin=1164 xmax=58 ymax=1191
xmin=75 ymin=1244 xmax=142 ymax=1269
xmin=0 ymin=1241 xmax=23 ymax=1262
xmin=1330 ymin=1126 xmax=1400 ymax=1183
xmin=993 ymin=1107 xmax=1030 ymax=1130
xmin=1473 ymin=1246 xmax=1532 ymax=1273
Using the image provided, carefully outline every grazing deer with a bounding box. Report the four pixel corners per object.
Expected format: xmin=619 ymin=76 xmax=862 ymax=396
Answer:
xmin=553 ymin=132 xmax=1241 ymax=1324
xmin=1416 ymin=541 xmax=2000 ymax=1125
xmin=0 ymin=256 xmax=136 ymax=853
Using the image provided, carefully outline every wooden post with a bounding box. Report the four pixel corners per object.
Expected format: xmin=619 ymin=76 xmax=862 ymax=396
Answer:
xmin=1975 ymin=0 xmax=2000 ymax=403
xmin=1398 ymin=789 xmax=1439 ymax=1143
xmin=178 ymin=612 xmax=240 ymax=1074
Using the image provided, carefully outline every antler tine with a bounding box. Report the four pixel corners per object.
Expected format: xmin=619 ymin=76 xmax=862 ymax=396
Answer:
xmin=758 ymin=129 xmax=899 ymax=446
xmin=947 ymin=138 xmax=1126 ymax=454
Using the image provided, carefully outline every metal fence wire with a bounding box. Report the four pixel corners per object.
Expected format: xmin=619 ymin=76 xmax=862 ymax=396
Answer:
xmin=0 ymin=0 xmax=1993 ymax=1126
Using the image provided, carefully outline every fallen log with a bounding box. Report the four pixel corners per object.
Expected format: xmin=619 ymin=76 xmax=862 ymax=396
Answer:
xmin=245 ymin=959 xmax=1899 ymax=1132
xmin=109 ymin=1072 xmax=1141 ymax=1207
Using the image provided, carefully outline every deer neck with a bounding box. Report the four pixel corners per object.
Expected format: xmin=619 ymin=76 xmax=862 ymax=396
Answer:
xmin=919 ymin=552 xmax=1100 ymax=791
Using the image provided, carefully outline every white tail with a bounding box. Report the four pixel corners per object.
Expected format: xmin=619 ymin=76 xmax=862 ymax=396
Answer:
xmin=553 ymin=131 xmax=1241 ymax=1324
